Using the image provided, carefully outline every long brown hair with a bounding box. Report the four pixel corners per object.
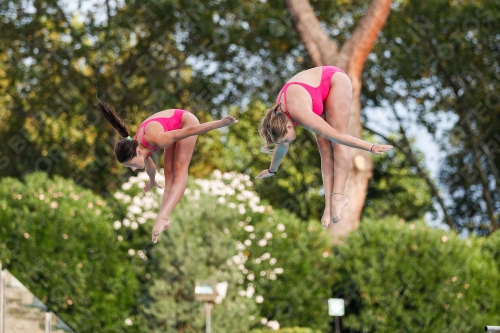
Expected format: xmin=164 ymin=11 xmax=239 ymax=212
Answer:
xmin=96 ymin=99 xmax=138 ymax=163
xmin=258 ymin=103 xmax=289 ymax=153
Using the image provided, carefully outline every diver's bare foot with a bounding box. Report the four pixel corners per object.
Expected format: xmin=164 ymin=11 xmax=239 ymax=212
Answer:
xmin=152 ymin=216 xmax=170 ymax=243
xmin=321 ymin=208 xmax=331 ymax=228
xmin=331 ymin=193 xmax=348 ymax=224
xmin=144 ymin=179 xmax=163 ymax=193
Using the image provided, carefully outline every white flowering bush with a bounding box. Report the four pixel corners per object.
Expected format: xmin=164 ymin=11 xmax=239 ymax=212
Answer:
xmin=112 ymin=169 xmax=336 ymax=332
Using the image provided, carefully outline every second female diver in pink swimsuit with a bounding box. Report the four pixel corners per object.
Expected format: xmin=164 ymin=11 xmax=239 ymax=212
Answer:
xmin=97 ymin=100 xmax=238 ymax=243
xmin=256 ymin=66 xmax=393 ymax=227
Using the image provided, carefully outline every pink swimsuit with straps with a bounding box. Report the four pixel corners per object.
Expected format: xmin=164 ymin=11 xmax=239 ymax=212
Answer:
xmin=133 ymin=109 xmax=188 ymax=156
xmin=276 ymin=66 xmax=345 ymax=126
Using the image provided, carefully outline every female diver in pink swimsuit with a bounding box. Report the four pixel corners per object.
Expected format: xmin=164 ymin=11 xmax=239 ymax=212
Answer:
xmin=97 ymin=100 xmax=238 ymax=243
xmin=256 ymin=66 xmax=393 ymax=227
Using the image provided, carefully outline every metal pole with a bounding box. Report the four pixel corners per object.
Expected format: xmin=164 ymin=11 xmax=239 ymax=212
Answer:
xmin=0 ymin=264 xmax=5 ymax=333
xmin=45 ymin=312 xmax=52 ymax=333
xmin=335 ymin=316 xmax=340 ymax=333
xmin=485 ymin=326 xmax=500 ymax=332
xmin=205 ymin=302 xmax=212 ymax=333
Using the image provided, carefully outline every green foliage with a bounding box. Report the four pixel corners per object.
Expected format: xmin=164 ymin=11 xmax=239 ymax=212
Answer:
xmin=113 ymin=170 xmax=336 ymax=331
xmin=364 ymin=134 xmax=434 ymax=221
xmin=332 ymin=217 xmax=500 ymax=332
xmin=114 ymin=171 xmax=259 ymax=332
xmin=0 ymin=172 xmax=140 ymax=333
xmin=251 ymin=327 xmax=321 ymax=333
xmin=239 ymin=208 xmax=335 ymax=331
xmin=364 ymin=0 xmax=500 ymax=233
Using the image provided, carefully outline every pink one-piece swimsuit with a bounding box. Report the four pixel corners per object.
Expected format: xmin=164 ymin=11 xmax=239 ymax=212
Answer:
xmin=276 ymin=66 xmax=345 ymax=126
xmin=133 ymin=109 xmax=188 ymax=156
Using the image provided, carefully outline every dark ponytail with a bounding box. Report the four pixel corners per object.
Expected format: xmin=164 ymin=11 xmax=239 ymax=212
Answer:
xmin=96 ymin=99 xmax=138 ymax=163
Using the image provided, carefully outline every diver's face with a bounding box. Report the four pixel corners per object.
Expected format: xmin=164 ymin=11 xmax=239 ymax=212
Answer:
xmin=123 ymin=153 xmax=145 ymax=171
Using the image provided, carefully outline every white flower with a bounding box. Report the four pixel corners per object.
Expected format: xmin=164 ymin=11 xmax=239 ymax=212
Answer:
xmin=274 ymin=268 xmax=284 ymax=274
xmin=255 ymin=295 xmax=264 ymax=303
xmin=261 ymin=252 xmax=271 ymax=260
xmin=244 ymin=239 xmax=251 ymax=246
xmin=128 ymin=205 xmax=142 ymax=215
xmin=246 ymin=284 xmax=255 ymax=298
xmin=270 ymin=258 xmax=277 ymax=265
xmin=264 ymin=232 xmax=273 ymax=239
xmin=128 ymin=249 xmax=135 ymax=256
xmin=114 ymin=191 xmax=125 ymax=199
xmin=217 ymin=197 xmax=226 ymax=204
xmin=124 ymin=318 xmax=133 ymax=326
xmin=113 ymin=221 xmax=121 ymax=230
xmin=241 ymin=190 xmax=254 ymax=199
xmin=121 ymin=183 xmax=132 ymax=190
xmin=230 ymin=178 xmax=240 ymax=188
xmin=128 ymin=176 xmax=139 ymax=184
xmin=225 ymin=187 xmax=235 ymax=195
xmin=258 ymin=239 xmax=267 ymax=247
xmin=255 ymin=258 xmax=261 ymax=264
xmin=236 ymin=243 xmax=246 ymax=251
xmin=243 ymin=225 xmax=254 ymax=232
xmin=123 ymin=219 xmax=131 ymax=227
xmin=138 ymin=171 xmax=150 ymax=180
xmin=228 ymin=202 xmax=236 ymax=209
xmin=137 ymin=217 xmax=146 ymax=224
xmin=267 ymin=320 xmax=280 ymax=330
xmin=238 ymin=204 xmax=246 ymax=214
xmin=238 ymin=290 xmax=247 ymax=297
xmin=247 ymin=273 xmax=255 ymax=281
xmin=131 ymin=222 xmax=139 ymax=230
xmin=213 ymin=170 xmax=222 ymax=179
xmin=277 ymin=223 xmax=285 ymax=231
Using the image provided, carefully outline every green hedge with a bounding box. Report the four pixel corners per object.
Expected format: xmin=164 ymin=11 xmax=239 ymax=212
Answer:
xmin=0 ymin=173 xmax=140 ymax=332
xmin=332 ymin=217 xmax=500 ymax=333
xmin=251 ymin=327 xmax=321 ymax=333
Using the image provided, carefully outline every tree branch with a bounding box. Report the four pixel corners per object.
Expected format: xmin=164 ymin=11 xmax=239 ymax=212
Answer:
xmin=340 ymin=0 xmax=392 ymax=77
xmin=364 ymin=125 xmax=454 ymax=230
xmin=284 ymin=0 xmax=338 ymax=66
